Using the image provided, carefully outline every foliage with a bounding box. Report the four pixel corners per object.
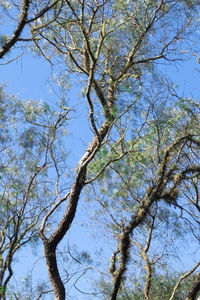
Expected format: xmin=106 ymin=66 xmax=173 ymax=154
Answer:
xmin=116 ymin=272 xmax=198 ymax=300
xmin=0 ymin=85 xmax=69 ymax=298
xmin=1 ymin=0 xmax=200 ymax=299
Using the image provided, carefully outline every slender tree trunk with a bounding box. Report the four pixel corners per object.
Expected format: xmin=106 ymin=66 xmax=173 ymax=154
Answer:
xmin=39 ymin=92 xmax=113 ymax=298
xmin=44 ymin=242 xmax=65 ymax=300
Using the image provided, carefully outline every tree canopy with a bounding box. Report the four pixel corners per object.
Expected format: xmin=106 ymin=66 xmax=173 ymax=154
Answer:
xmin=0 ymin=0 xmax=200 ymax=299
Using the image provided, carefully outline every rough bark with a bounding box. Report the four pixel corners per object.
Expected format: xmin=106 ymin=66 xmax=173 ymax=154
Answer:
xmin=110 ymin=191 xmax=156 ymax=300
xmin=44 ymin=242 xmax=65 ymax=300
xmin=110 ymin=135 xmax=200 ymax=299
xmin=0 ymin=0 xmax=60 ymax=59
xmin=186 ymin=272 xmax=200 ymax=300
xmin=39 ymin=120 xmax=111 ymax=299
xmin=0 ymin=0 xmax=30 ymax=59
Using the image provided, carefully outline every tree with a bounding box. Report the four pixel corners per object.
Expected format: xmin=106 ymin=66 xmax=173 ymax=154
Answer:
xmin=1 ymin=0 xmax=200 ymax=299
xmin=0 ymin=0 xmax=61 ymax=60
xmin=0 ymin=86 xmax=70 ymax=299
xmin=88 ymin=96 xmax=200 ymax=299
xmin=115 ymin=272 xmax=199 ymax=299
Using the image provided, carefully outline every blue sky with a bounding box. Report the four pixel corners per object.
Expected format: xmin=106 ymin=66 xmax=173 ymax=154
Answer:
xmin=0 ymin=50 xmax=111 ymax=298
xmin=1 ymin=47 xmax=200 ymax=298
xmin=1 ymin=6 xmax=200 ymax=297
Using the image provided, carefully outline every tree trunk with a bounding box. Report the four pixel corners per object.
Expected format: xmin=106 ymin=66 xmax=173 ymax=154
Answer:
xmin=186 ymin=272 xmax=200 ymax=300
xmin=44 ymin=242 xmax=65 ymax=300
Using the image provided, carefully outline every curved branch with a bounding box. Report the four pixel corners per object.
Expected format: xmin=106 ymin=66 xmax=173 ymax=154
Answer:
xmin=0 ymin=0 xmax=61 ymax=59
xmin=169 ymin=262 xmax=200 ymax=300
xmin=0 ymin=0 xmax=30 ymax=59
